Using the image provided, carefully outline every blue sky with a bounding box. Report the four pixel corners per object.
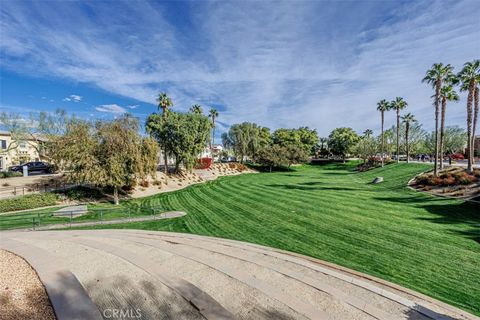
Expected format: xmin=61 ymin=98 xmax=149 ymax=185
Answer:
xmin=0 ymin=0 xmax=479 ymax=137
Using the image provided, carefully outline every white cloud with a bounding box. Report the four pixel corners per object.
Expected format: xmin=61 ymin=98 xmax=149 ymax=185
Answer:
xmin=95 ymin=104 xmax=127 ymax=114
xmin=126 ymin=104 xmax=139 ymax=109
xmin=62 ymin=94 xmax=82 ymax=102
xmin=0 ymin=1 xmax=478 ymax=135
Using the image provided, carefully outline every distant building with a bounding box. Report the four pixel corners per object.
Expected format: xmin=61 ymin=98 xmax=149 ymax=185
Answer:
xmin=0 ymin=131 xmax=43 ymax=171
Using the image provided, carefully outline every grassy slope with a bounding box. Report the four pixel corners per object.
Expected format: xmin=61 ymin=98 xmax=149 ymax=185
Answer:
xmin=50 ymin=164 xmax=480 ymax=314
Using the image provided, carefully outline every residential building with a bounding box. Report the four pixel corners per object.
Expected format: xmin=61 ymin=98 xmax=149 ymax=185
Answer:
xmin=0 ymin=131 xmax=42 ymax=171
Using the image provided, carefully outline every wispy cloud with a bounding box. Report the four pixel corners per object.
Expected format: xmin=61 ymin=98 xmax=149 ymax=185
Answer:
xmin=0 ymin=1 xmax=478 ymax=136
xmin=62 ymin=94 xmax=82 ymax=102
xmin=95 ymin=104 xmax=127 ymax=114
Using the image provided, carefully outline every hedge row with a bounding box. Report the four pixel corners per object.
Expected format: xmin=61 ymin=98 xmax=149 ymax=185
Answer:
xmin=0 ymin=193 xmax=59 ymax=213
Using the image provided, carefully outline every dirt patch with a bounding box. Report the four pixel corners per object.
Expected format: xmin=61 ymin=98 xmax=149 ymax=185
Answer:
xmin=130 ymin=163 xmax=256 ymax=198
xmin=0 ymin=249 xmax=56 ymax=320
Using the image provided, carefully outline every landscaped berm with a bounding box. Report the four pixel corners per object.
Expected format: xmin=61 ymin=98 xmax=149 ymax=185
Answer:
xmin=0 ymin=163 xmax=479 ymax=319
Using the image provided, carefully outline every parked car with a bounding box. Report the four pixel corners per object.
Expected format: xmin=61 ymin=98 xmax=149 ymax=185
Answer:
xmin=8 ymin=161 xmax=54 ymax=174
xmin=220 ymin=156 xmax=237 ymax=163
xmin=449 ymin=153 xmax=465 ymax=160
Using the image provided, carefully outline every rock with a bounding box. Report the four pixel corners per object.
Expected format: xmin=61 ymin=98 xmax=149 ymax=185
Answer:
xmin=372 ymin=177 xmax=383 ymax=184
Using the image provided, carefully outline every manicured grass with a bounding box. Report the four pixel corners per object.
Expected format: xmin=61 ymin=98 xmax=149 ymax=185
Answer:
xmin=4 ymin=162 xmax=479 ymax=314
xmin=0 ymin=202 xmax=164 ymax=230
xmin=79 ymin=162 xmax=479 ymax=315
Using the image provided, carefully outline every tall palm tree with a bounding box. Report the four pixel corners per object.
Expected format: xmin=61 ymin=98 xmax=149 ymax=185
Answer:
xmin=319 ymin=137 xmax=328 ymax=151
xmin=422 ymin=63 xmax=456 ymax=175
xmin=458 ymin=60 xmax=480 ymax=173
xmin=376 ymin=99 xmax=390 ymax=167
xmin=474 ymin=85 xmax=479 ymax=158
xmin=208 ymin=108 xmax=219 ymax=149
xmin=156 ymin=92 xmax=173 ymax=116
xmin=438 ymin=85 xmax=459 ymax=169
xmin=156 ymin=92 xmax=173 ymax=173
xmin=390 ymin=97 xmax=408 ymax=163
xmin=190 ymin=104 xmax=203 ymax=114
xmin=362 ymin=129 xmax=373 ymax=163
xmin=401 ymin=113 xmax=417 ymax=164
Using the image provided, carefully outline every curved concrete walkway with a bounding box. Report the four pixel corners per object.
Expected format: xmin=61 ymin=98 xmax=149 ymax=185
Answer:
xmin=0 ymin=230 xmax=477 ymax=320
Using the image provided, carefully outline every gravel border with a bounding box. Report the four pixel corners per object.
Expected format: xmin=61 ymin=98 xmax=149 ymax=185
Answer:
xmin=0 ymin=249 xmax=56 ymax=320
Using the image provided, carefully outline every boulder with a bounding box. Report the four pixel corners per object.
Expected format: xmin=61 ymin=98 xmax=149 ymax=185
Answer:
xmin=372 ymin=177 xmax=383 ymax=184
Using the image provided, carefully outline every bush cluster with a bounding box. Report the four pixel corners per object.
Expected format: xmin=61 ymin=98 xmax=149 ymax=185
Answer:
xmin=415 ymin=170 xmax=478 ymax=187
xmin=0 ymin=193 xmax=59 ymax=213
xmin=0 ymin=171 xmax=23 ymax=179
xmin=356 ymin=157 xmax=393 ymax=172
xmin=55 ymin=186 xmax=105 ymax=201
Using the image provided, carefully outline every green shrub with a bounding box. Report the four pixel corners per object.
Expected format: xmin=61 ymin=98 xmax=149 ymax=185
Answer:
xmin=0 ymin=193 xmax=59 ymax=213
xmin=55 ymin=186 xmax=104 ymax=201
xmin=0 ymin=171 xmax=22 ymax=179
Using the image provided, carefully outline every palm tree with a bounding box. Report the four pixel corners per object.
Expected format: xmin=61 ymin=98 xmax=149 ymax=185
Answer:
xmin=319 ymin=137 xmax=328 ymax=151
xmin=401 ymin=113 xmax=417 ymax=164
xmin=376 ymin=99 xmax=390 ymax=167
xmin=423 ymin=63 xmax=456 ymax=175
xmin=438 ymin=85 xmax=459 ymax=169
xmin=156 ymin=92 xmax=173 ymax=173
xmin=156 ymin=92 xmax=173 ymax=116
xmin=458 ymin=60 xmax=480 ymax=172
xmin=190 ymin=104 xmax=203 ymax=114
xmin=208 ymin=108 xmax=219 ymax=149
xmin=474 ymin=84 xmax=479 ymax=158
xmin=390 ymin=97 xmax=408 ymax=163
xmin=362 ymin=129 xmax=373 ymax=163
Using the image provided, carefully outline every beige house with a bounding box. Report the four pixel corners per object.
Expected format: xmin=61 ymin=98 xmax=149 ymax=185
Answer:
xmin=0 ymin=131 xmax=42 ymax=171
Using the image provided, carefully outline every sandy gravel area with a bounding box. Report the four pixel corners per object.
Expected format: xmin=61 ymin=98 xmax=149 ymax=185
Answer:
xmin=131 ymin=163 xmax=256 ymax=198
xmin=0 ymin=249 xmax=56 ymax=320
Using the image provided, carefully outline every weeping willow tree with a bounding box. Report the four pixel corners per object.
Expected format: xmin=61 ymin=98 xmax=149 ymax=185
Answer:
xmin=221 ymin=122 xmax=271 ymax=163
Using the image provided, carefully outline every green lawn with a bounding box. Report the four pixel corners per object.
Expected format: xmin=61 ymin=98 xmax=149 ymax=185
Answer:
xmin=3 ymin=163 xmax=480 ymax=314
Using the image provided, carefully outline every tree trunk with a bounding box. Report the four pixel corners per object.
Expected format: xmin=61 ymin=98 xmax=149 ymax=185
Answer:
xmin=363 ymin=141 xmax=367 ymax=164
xmin=164 ymin=146 xmax=168 ymax=174
xmin=434 ymin=81 xmax=440 ymax=176
xmin=471 ymin=86 xmax=479 ymax=168
xmin=396 ymin=108 xmax=400 ymax=163
xmin=212 ymin=118 xmax=216 ymax=147
xmin=467 ymin=82 xmax=474 ymax=173
xmin=405 ymin=123 xmax=410 ymax=163
xmin=439 ymin=97 xmax=447 ymax=170
xmin=381 ymin=111 xmax=385 ymax=167
xmin=113 ymin=186 xmax=119 ymax=205
xmin=162 ymin=108 xmax=168 ymax=174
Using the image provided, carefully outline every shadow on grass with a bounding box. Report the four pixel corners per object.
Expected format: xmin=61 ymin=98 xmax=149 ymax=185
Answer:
xmin=266 ymin=183 xmax=359 ymax=191
xmin=375 ymin=195 xmax=480 ymax=243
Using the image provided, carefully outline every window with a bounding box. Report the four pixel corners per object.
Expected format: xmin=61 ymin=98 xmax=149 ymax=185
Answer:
xmin=19 ymin=142 xmax=26 ymax=149
xmin=0 ymin=140 xmax=6 ymax=150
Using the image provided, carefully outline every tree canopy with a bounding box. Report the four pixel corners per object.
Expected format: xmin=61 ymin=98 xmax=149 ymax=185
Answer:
xmin=146 ymin=111 xmax=211 ymax=171
xmin=328 ymin=127 xmax=360 ymax=162
xmin=52 ymin=115 xmax=158 ymax=204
